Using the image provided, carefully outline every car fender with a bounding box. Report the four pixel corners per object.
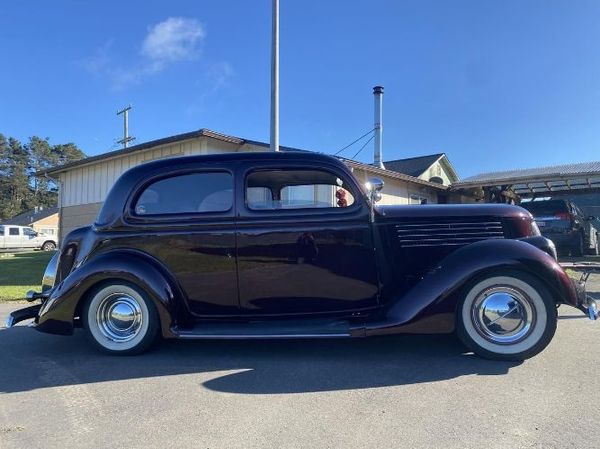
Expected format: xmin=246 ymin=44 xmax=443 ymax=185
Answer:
xmin=365 ymin=239 xmax=577 ymax=336
xmin=36 ymin=249 xmax=182 ymax=337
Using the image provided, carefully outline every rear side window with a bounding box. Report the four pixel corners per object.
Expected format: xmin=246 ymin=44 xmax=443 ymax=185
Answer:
xmin=134 ymin=172 xmax=233 ymax=215
xmin=246 ymin=169 xmax=355 ymax=210
xmin=0 ymin=226 xmax=3 ymax=236
xmin=9 ymin=228 xmax=20 ymax=236
xmin=522 ymin=200 xmax=568 ymax=216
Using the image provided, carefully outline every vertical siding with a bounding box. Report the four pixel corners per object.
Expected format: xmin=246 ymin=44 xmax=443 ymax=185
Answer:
xmin=59 ymin=137 xmax=210 ymax=207
xmin=57 ymin=136 xmax=444 ymax=209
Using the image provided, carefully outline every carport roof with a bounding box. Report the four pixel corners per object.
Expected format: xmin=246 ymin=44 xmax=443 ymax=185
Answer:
xmin=453 ymin=160 xmax=600 ymax=197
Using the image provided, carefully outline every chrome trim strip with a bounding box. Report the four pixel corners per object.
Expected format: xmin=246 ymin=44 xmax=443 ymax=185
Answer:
xmin=176 ymin=333 xmax=351 ymax=339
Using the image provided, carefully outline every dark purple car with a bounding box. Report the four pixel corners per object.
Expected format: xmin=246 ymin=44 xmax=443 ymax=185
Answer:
xmin=7 ymin=152 xmax=597 ymax=360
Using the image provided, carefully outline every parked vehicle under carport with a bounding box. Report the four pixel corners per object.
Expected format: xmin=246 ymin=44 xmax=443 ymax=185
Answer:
xmin=522 ymin=199 xmax=599 ymax=256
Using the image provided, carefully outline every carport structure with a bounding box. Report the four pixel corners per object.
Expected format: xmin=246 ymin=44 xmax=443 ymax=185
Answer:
xmin=452 ymin=161 xmax=600 ymax=203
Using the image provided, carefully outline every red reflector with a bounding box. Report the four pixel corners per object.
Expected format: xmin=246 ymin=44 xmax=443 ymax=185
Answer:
xmin=555 ymin=212 xmax=571 ymax=220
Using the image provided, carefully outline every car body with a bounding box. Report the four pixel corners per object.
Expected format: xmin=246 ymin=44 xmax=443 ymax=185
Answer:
xmin=7 ymin=152 xmax=596 ymax=360
xmin=0 ymin=225 xmax=57 ymax=251
xmin=522 ymin=199 xmax=599 ymax=256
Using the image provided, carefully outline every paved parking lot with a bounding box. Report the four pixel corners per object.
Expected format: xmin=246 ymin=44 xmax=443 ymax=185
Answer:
xmin=1 ymin=267 xmax=599 ymax=449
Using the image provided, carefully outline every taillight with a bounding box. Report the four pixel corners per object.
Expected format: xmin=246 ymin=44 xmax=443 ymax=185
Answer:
xmin=555 ymin=212 xmax=572 ymax=220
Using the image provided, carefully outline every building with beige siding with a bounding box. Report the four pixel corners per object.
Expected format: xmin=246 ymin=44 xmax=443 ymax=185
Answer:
xmin=38 ymin=128 xmax=460 ymax=243
xmin=1 ymin=206 xmax=59 ymax=238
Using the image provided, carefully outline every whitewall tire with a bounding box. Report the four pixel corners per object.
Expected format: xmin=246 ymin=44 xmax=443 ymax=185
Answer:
xmin=457 ymin=271 xmax=557 ymax=361
xmin=83 ymin=283 xmax=159 ymax=355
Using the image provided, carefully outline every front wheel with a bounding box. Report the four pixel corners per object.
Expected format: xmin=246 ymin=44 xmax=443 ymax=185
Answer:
xmin=456 ymin=271 xmax=557 ymax=361
xmin=83 ymin=282 xmax=159 ymax=355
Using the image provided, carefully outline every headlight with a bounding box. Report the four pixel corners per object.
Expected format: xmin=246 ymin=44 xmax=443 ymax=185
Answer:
xmin=42 ymin=252 xmax=60 ymax=292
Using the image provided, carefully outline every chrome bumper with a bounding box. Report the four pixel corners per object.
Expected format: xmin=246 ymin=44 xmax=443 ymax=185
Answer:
xmin=5 ymin=304 xmax=42 ymax=328
xmin=4 ymin=289 xmax=51 ymax=328
xmin=560 ymin=262 xmax=600 ymax=321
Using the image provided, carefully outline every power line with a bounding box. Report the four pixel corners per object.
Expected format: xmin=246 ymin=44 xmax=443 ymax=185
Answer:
xmin=333 ymin=128 xmax=375 ymax=156
xmin=351 ymin=135 xmax=375 ymax=160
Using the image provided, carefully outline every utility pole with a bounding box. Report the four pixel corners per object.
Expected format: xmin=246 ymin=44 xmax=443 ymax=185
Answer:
xmin=117 ymin=105 xmax=135 ymax=148
xmin=270 ymin=0 xmax=279 ymax=152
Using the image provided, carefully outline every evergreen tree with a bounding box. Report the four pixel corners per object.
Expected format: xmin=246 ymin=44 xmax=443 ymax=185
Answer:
xmin=0 ymin=133 xmax=86 ymax=220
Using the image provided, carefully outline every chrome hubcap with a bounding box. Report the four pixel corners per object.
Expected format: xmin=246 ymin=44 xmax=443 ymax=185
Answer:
xmin=96 ymin=293 xmax=143 ymax=342
xmin=472 ymin=286 xmax=535 ymax=344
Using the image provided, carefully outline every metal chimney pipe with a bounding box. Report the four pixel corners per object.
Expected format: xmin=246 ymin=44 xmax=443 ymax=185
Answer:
xmin=373 ymin=86 xmax=384 ymax=169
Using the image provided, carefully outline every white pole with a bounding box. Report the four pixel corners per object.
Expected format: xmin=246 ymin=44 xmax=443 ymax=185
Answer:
xmin=270 ymin=0 xmax=279 ymax=152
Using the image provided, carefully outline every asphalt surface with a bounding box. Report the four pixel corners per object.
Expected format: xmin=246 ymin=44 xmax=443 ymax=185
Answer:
xmin=1 ymin=272 xmax=600 ymax=449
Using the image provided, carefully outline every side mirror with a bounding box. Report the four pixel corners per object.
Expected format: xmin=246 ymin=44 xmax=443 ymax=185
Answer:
xmin=365 ymin=178 xmax=384 ymax=203
xmin=365 ymin=178 xmax=384 ymax=223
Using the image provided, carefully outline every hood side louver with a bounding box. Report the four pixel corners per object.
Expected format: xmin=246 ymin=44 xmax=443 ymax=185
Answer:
xmin=395 ymin=218 xmax=505 ymax=248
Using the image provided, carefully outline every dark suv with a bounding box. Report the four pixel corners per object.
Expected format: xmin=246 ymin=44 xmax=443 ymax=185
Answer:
xmin=522 ymin=199 xmax=599 ymax=256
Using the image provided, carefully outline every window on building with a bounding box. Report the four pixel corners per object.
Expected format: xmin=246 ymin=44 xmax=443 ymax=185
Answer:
xmin=9 ymin=227 xmax=20 ymax=236
xmin=246 ymin=169 xmax=355 ymax=210
xmin=40 ymin=228 xmax=56 ymax=235
xmin=134 ymin=172 xmax=233 ymax=215
xmin=410 ymin=194 xmax=429 ymax=205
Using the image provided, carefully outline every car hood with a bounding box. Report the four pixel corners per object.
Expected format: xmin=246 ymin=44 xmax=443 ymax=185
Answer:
xmin=375 ymin=203 xmax=530 ymax=222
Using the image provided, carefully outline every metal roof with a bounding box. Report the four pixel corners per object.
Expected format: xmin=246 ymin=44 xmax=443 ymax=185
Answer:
xmin=36 ymin=128 xmax=447 ymax=190
xmin=453 ymin=160 xmax=600 ymax=197
xmin=38 ymin=128 xmax=309 ymax=176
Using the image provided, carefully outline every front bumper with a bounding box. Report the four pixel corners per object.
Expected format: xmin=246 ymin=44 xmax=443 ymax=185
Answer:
xmin=560 ymin=262 xmax=600 ymax=320
xmin=4 ymin=290 xmax=50 ymax=328
xmin=5 ymin=304 xmax=42 ymax=328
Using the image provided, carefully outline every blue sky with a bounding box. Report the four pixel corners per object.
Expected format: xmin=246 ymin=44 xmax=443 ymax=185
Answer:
xmin=1 ymin=1 xmax=600 ymax=177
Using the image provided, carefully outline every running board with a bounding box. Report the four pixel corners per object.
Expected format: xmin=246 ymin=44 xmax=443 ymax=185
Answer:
xmin=175 ymin=318 xmax=353 ymax=339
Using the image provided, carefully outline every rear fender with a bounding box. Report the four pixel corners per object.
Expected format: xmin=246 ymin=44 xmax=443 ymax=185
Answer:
xmin=37 ymin=249 xmax=182 ymax=337
xmin=366 ymin=239 xmax=577 ymax=336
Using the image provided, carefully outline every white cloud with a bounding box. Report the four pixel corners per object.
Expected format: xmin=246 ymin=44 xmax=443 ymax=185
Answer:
xmin=83 ymin=17 xmax=212 ymax=90
xmin=207 ymin=62 xmax=234 ymax=90
xmin=141 ymin=17 xmax=205 ymax=67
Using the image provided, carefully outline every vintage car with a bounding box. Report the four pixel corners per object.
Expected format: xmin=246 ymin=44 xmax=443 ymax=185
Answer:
xmin=6 ymin=152 xmax=598 ymax=360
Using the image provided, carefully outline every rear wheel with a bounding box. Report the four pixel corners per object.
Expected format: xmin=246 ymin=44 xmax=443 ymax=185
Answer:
xmin=456 ymin=271 xmax=557 ymax=361
xmin=83 ymin=282 xmax=159 ymax=355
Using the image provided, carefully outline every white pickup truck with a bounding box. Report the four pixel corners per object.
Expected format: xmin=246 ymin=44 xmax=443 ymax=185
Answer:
xmin=0 ymin=225 xmax=57 ymax=251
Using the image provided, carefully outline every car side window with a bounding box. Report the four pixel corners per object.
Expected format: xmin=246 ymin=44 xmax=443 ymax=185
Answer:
xmin=246 ymin=169 xmax=355 ymax=211
xmin=134 ymin=172 xmax=233 ymax=216
xmin=23 ymin=228 xmax=36 ymax=236
xmin=9 ymin=227 xmax=20 ymax=236
xmin=0 ymin=226 xmax=4 ymax=236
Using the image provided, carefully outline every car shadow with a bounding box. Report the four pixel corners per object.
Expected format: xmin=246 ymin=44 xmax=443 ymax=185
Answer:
xmin=0 ymin=327 xmax=519 ymax=395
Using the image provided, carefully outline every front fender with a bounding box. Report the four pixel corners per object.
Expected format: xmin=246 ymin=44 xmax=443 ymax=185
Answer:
xmin=36 ymin=249 xmax=181 ymax=337
xmin=366 ymin=239 xmax=577 ymax=336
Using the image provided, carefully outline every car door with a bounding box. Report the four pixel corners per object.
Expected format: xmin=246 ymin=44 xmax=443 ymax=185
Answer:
xmin=22 ymin=227 xmax=39 ymax=248
xmin=6 ymin=227 xmax=22 ymax=249
xmin=235 ymin=162 xmax=380 ymax=316
xmin=125 ymin=165 xmax=239 ymax=316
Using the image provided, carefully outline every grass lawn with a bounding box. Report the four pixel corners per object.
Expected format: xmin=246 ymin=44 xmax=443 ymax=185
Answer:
xmin=0 ymin=251 xmax=55 ymax=301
